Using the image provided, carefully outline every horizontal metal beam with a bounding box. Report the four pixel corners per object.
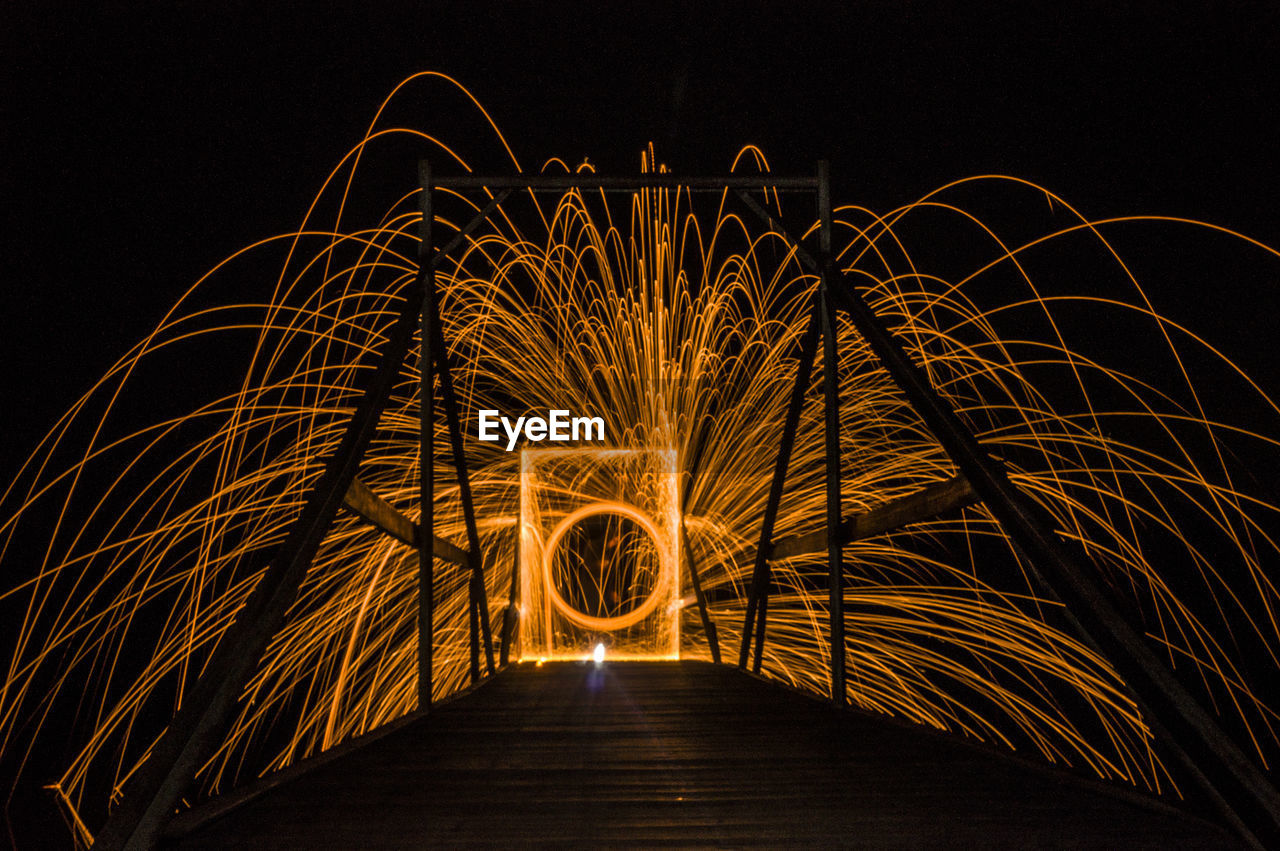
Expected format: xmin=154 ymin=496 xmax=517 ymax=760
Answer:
xmin=340 ymin=477 xmax=469 ymax=565
xmin=771 ymin=475 xmax=978 ymax=561
xmin=432 ymin=174 xmax=819 ymax=192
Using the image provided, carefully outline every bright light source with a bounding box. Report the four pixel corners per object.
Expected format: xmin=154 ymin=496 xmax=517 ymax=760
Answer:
xmin=593 ymin=643 xmax=606 ymax=664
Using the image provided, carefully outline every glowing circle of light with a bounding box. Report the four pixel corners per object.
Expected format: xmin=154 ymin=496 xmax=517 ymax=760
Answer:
xmin=541 ymin=501 xmax=671 ymax=632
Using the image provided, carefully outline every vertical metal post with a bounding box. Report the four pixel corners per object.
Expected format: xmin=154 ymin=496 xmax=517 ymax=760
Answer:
xmin=468 ymin=597 xmax=481 ymax=682
xmin=818 ymin=161 xmax=846 ymax=707
xmin=499 ymin=544 xmax=519 ymax=666
xmin=499 ymin=444 xmax=525 ymax=667
xmin=739 ymin=297 xmax=823 ymax=671
xmin=431 ymin=272 xmax=498 ymax=682
xmin=417 ymin=161 xmax=435 ymax=711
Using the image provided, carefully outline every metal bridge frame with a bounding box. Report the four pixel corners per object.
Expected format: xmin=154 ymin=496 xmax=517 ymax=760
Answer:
xmin=93 ymin=166 xmax=1280 ymax=849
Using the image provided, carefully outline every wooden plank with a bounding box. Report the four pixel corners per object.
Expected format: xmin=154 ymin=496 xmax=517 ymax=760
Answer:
xmin=166 ymin=661 xmax=1241 ymax=849
xmin=771 ymin=474 xmax=978 ymax=561
xmin=341 ymin=477 xmax=469 ymax=565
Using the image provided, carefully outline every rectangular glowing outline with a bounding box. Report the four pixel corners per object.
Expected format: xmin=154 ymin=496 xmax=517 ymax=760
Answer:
xmin=518 ymin=447 xmax=680 ymax=661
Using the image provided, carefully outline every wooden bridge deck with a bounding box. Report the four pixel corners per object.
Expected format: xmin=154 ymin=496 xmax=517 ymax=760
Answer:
xmin=163 ymin=661 xmax=1238 ymax=848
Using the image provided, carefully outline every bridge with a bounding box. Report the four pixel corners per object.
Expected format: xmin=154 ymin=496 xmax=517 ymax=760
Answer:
xmin=162 ymin=662 xmax=1235 ymax=848
xmin=62 ymin=169 xmax=1280 ymax=849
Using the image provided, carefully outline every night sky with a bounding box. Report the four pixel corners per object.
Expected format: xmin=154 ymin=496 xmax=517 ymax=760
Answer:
xmin=5 ymin=3 xmax=1280 ymax=481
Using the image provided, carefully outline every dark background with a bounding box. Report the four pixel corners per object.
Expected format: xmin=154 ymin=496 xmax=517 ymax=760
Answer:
xmin=4 ymin=1 xmax=1280 ymax=479
xmin=3 ymin=1 xmax=1280 ymax=844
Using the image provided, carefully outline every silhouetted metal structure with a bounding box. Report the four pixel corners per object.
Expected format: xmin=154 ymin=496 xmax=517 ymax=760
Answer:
xmin=93 ymin=166 xmax=1280 ymax=850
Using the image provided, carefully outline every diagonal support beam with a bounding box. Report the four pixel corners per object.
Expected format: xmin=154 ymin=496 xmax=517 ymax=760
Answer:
xmin=738 ymin=294 xmax=823 ymax=673
xmin=722 ymin=475 xmax=977 ymax=576
xmin=430 ymin=301 xmax=497 ymax=682
xmin=770 ymin=474 xmax=978 ymax=561
xmin=340 ymin=477 xmax=469 ymax=564
xmin=420 ymin=172 xmax=508 ymax=695
xmin=681 ymin=524 xmax=720 ymax=664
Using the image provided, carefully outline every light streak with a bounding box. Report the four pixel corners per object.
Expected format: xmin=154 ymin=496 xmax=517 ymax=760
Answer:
xmin=2 ymin=72 xmax=1279 ymax=842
